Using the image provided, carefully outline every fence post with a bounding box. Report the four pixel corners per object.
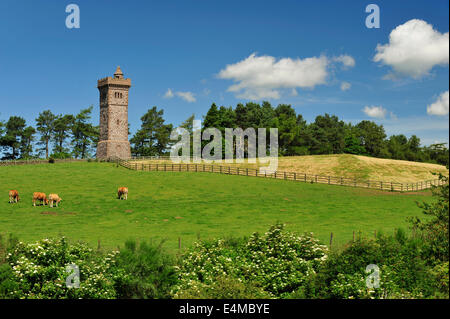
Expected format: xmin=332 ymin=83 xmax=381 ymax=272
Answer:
xmin=329 ymin=232 xmax=333 ymax=247
xmin=178 ymin=237 xmax=181 ymax=250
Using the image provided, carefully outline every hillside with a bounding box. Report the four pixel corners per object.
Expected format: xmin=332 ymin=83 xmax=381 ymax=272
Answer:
xmin=135 ymin=154 xmax=448 ymax=184
xmin=0 ymin=162 xmax=434 ymax=253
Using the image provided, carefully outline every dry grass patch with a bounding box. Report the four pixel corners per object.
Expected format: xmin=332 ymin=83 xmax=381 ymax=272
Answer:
xmin=131 ymin=154 xmax=448 ymax=183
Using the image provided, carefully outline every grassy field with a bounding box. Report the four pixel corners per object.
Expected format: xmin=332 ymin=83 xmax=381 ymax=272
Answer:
xmin=135 ymin=154 xmax=448 ymax=183
xmin=0 ymin=161 xmax=435 ymax=254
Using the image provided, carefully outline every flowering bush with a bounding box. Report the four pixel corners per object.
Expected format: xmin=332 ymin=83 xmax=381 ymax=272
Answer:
xmin=5 ymin=237 xmax=123 ymax=299
xmin=172 ymin=223 xmax=328 ymax=298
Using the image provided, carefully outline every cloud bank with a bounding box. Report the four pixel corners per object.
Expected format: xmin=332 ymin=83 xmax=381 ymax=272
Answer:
xmin=340 ymin=81 xmax=351 ymax=91
xmin=374 ymin=19 xmax=449 ymax=78
xmin=427 ymin=90 xmax=449 ymax=116
xmin=164 ymin=88 xmax=196 ymax=103
xmin=362 ymin=105 xmax=388 ymax=119
xmin=217 ymin=53 xmax=354 ymax=100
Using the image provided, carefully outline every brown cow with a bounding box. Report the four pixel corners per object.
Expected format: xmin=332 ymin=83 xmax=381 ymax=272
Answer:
xmin=48 ymin=194 xmax=62 ymax=208
xmin=9 ymin=190 xmax=20 ymax=203
xmin=118 ymin=187 xmax=128 ymax=200
xmin=33 ymin=192 xmax=48 ymax=207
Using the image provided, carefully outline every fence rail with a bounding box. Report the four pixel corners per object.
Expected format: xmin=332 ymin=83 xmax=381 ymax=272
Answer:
xmin=0 ymin=158 xmax=88 ymax=167
xmin=119 ymin=160 xmax=446 ymax=192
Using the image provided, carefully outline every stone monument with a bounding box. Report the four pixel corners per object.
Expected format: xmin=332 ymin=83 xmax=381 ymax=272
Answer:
xmin=96 ymin=66 xmax=131 ymax=160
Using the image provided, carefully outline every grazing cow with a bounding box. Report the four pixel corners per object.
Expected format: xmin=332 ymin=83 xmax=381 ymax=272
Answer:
xmin=33 ymin=192 xmax=48 ymax=207
xmin=118 ymin=187 xmax=128 ymax=200
xmin=48 ymin=194 xmax=62 ymax=208
xmin=9 ymin=190 xmax=20 ymax=203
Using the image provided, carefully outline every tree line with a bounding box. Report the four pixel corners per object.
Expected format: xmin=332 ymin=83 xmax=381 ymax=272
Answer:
xmin=0 ymin=102 xmax=448 ymax=166
xmin=130 ymin=102 xmax=449 ymax=166
xmin=0 ymin=106 xmax=98 ymax=160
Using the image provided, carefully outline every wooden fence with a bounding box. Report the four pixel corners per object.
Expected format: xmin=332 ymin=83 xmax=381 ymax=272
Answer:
xmin=0 ymin=158 xmax=88 ymax=167
xmin=119 ymin=160 xmax=446 ymax=192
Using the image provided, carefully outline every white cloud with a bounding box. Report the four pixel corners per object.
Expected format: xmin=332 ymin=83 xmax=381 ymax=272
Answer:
xmin=374 ymin=19 xmax=449 ymax=78
xmin=218 ymin=53 xmax=332 ymax=100
xmin=176 ymin=91 xmax=196 ymax=103
xmin=362 ymin=105 xmax=388 ymax=119
xmin=340 ymin=81 xmax=351 ymax=91
xmin=427 ymin=90 xmax=449 ymax=116
xmin=163 ymin=88 xmax=174 ymax=99
xmin=163 ymin=88 xmax=196 ymax=103
xmin=333 ymin=55 xmax=356 ymax=68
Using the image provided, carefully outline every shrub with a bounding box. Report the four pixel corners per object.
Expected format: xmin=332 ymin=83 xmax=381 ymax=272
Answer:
xmin=113 ymin=239 xmax=177 ymax=299
xmin=310 ymin=231 xmax=439 ymax=299
xmin=409 ymin=173 xmax=449 ymax=264
xmin=172 ymin=223 xmax=328 ymax=298
xmin=429 ymin=261 xmax=449 ymax=298
xmin=48 ymin=157 xmax=55 ymax=164
xmin=174 ymin=275 xmax=271 ymax=299
xmin=3 ymin=237 xmax=122 ymax=299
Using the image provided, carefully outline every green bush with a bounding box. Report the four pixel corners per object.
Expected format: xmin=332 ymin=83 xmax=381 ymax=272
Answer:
xmin=410 ymin=173 xmax=449 ymax=264
xmin=306 ymin=230 xmax=441 ymax=299
xmin=174 ymin=275 xmax=271 ymax=299
xmin=172 ymin=223 xmax=328 ymax=298
xmin=113 ymin=239 xmax=177 ymax=299
xmin=3 ymin=237 xmax=122 ymax=299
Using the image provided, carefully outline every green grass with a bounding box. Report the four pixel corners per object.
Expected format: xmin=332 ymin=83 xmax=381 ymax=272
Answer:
xmin=0 ymin=162 xmax=434 ymax=254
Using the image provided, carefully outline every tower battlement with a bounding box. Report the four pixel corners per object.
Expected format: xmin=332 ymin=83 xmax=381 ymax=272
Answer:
xmin=96 ymin=66 xmax=132 ymax=160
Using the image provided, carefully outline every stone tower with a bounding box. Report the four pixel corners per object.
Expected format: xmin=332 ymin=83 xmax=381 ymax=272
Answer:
xmin=96 ymin=66 xmax=131 ymax=160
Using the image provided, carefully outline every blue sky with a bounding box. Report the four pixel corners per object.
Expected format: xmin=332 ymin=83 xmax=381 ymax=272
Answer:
xmin=0 ymin=0 xmax=448 ymax=146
